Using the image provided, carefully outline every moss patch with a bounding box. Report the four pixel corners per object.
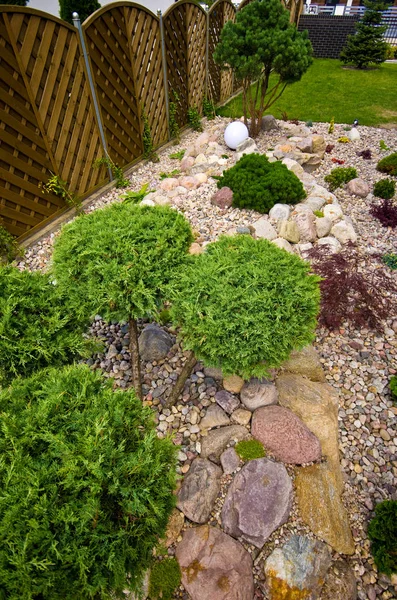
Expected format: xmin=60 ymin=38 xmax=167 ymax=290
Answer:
xmin=235 ymin=439 xmax=266 ymax=461
xmin=149 ymin=557 xmax=181 ymax=600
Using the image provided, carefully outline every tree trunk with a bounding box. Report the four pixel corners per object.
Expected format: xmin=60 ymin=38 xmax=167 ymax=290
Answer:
xmin=166 ymin=350 xmax=196 ymax=407
xmin=129 ymin=317 xmax=142 ymax=400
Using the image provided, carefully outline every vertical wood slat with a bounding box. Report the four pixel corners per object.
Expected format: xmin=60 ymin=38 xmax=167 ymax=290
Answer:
xmin=208 ymin=0 xmax=236 ymax=105
xmin=163 ymin=2 xmax=188 ymax=128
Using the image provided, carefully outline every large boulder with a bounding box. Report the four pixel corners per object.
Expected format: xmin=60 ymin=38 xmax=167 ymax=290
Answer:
xmin=264 ymin=535 xmax=332 ymax=600
xmin=221 ymin=458 xmax=293 ymax=547
xmin=215 ymin=390 xmax=240 ymax=414
xmin=200 ymin=404 xmax=230 ymax=430
xmin=252 ymin=405 xmax=322 ymax=465
xmin=276 ymin=372 xmax=342 ymax=491
xmin=240 ymin=378 xmax=278 ymax=411
xmin=346 ymin=178 xmax=369 ymax=198
xmin=317 ymin=236 xmax=342 ymax=253
xmin=201 ymin=425 xmax=251 ymax=460
xmin=272 ymin=238 xmax=294 ymax=253
xmin=269 ymin=203 xmax=291 ymax=221
xmin=261 ymin=115 xmax=279 ymax=131
xmin=138 ymin=325 xmax=173 ymax=362
xmin=295 ymin=463 xmax=355 ymax=555
xmin=278 ymin=220 xmax=300 ymax=244
xmin=281 ymin=346 xmax=326 ymax=383
xmin=315 ymin=216 xmax=332 ymax=238
xmin=252 ymin=217 xmax=278 ymax=240
xmin=331 ymin=220 xmax=357 ymax=244
xmin=292 ymin=211 xmax=317 ymax=243
xmin=176 ymin=458 xmax=222 ymax=523
xmin=176 ymin=525 xmax=254 ymax=600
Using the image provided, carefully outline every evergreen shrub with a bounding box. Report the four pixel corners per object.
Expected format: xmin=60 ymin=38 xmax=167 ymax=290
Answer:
xmin=216 ymin=153 xmax=306 ymax=213
xmin=377 ymin=152 xmax=397 ymax=176
xmin=368 ymin=500 xmax=397 ymax=576
xmin=324 ymin=167 xmax=358 ymax=191
xmin=170 ymin=235 xmax=320 ymax=380
xmin=391 ymin=375 xmax=397 ymax=403
xmin=382 ymin=254 xmax=397 ymax=270
xmin=0 ymin=223 xmax=19 ymax=264
xmin=373 ymin=179 xmax=396 ymax=200
xmin=0 ymin=266 xmax=91 ymax=385
xmin=0 ymin=365 xmax=177 ymax=599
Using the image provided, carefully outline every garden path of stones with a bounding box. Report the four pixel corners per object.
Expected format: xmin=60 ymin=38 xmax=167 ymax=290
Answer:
xmin=20 ymin=117 xmax=397 ymax=600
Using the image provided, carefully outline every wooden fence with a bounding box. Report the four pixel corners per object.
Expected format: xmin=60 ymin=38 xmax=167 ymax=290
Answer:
xmin=0 ymin=0 xmax=298 ymax=240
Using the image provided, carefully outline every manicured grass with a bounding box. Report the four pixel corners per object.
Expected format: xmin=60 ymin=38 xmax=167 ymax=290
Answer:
xmin=217 ymin=59 xmax=397 ymax=127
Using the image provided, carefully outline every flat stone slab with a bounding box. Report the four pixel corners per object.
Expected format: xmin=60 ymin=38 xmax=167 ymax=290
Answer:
xmin=281 ymin=345 xmax=325 ymax=382
xmin=176 ymin=458 xmax=222 ymax=523
xmin=251 ymin=405 xmax=322 ymax=464
xmin=176 ymin=525 xmax=254 ymax=600
xmin=201 ymin=425 xmax=251 ymax=460
xmin=221 ymin=458 xmax=293 ymax=547
xmin=200 ymin=404 xmax=230 ymax=430
xmin=264 ymin=535 xmax=332 ymax=600
xmin=295 ymin=463 xmax=355 ymax=555
xmin=215 ymin=390 xmax=240 ymax=414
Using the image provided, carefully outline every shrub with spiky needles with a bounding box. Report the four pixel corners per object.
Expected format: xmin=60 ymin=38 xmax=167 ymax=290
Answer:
xmin=52 ymin=204 xmax=193 ymax=397
xmin=170 ymin=235 xmax=320 ymax=380
xmin=0 ymin=266 xmax=92 ymax=385
xmin=0 ymin=365 xmax=177 ymax=599
xmin=368 ymin=500 xmax=397 ymax=576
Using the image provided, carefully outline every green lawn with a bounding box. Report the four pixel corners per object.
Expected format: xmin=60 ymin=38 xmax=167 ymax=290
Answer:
xmin=217 ymin=59 xmax=397 ymax=127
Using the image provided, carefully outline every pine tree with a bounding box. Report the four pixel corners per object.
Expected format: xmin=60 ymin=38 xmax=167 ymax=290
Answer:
xmin=0 ymin=0 xmax=29 ymax=5
xmin=340 ymin=0 xmax=392 ymax=69
xmin=213 ymin=0 xmax=312 ymax=138
xmin=59 ymin=0 xmax=101 ymax=25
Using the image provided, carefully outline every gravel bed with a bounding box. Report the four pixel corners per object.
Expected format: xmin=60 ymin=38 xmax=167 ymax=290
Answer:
xmin=18 ymin=117 xmax=397 ymax=599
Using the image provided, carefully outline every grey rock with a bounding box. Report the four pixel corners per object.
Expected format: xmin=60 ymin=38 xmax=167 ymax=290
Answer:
xmin=264 ymin=535 xmax=332 ymax=600
xmin=176 ymin=458 xmax=222 ymax=523
xmin=346 ymin=178 xmax=369 ymax=198
xmin=252 ymin=217 xmax=277 ymax=240
xmin=200 ymin=404 xmax=230 ymax=430
xmin=240 ymin=378 xmax=278 ymax=411
xmin=320 ymin=559 xmax=357 ymax=600
xmin=282 ymin=157 xmax=304 ymax=176
xmin=323 ymin=204 xmax=343 ymax=222
xmin=315 ymin=216 xmax=332 ymax=238
xmin=138 ymin=325 xmax=173 ymax=362
xmin=293 ymin=210 xmax=317 ymax=242
xmin=317 ymin=236 xmax=342 ymax=253
xmin=220 ymin=447 xmax=241 ymax=474
xmin=296 ymin=137 xmax=313 ymax=153
xmin=176 ymin=525 xmax=254 ymax=600
xmin=236 ymin=137 xmax=257 ymax=153
xmin=331 ymin=220 xmax=357 ymax=244
xmin=201 ymin=425 xmax=251 ymax=459
xmin=269 ymin=203 xmax=291 ymax=221
xmin=304 ymin=195 xmax=326 ymax=212
xmin=221 ymin=458 xmax=293 ymax=547
xmin=272 ymin=237 xmax=294 ymax=253
xmin=204 ymin=366 xmax=223 ymax=380
xmin=252 ymin=405 xmax=322 ymax=464
xmin=261 ymin=114 xmax=279 ymax=131
xmin=215 ymin=390 xmax=240 ymax=414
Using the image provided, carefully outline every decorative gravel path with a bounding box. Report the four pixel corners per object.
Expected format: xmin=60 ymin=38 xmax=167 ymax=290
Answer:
xmin=18 ymin=117 xmax=397 ymax=600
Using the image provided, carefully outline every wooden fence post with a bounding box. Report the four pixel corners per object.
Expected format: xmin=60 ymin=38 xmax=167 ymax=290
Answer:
xmin=158 ymin=10 xmax=171 ymax=141
xmin=205 ymin=4 xmax=210 ymax=100
xmin=72 ymin=11 xmax=113 ymax=181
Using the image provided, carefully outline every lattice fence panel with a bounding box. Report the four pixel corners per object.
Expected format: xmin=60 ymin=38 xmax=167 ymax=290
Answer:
xmin=84 ymin=6 xmax=143 ymax=167
xmin=208 ymin=0 xmax=235 ymax=105
xmin=186 ymin=3 xmax=206 ymax=111
xmin=126 ymin=6 xmax=167 ymax=148
xmin=164 ymin=3 xmax=188 ymax=128
xmin=0 ymin=12 xmax=66 ymax=238
xmin=8 ymin=11 xmax=107 ymax=198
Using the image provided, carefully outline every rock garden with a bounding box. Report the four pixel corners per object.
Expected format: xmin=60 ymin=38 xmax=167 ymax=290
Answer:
xmin=1 ymin=112 xmax=395 ymax=600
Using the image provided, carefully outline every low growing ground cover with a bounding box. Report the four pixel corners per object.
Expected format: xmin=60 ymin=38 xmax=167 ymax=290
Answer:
xmin=217 ymin=59 xmax=397 ymax=127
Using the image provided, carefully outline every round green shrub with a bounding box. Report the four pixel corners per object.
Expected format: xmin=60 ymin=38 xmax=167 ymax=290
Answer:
xmin=373 ymin=178 xmax=396 ymax=200
xmin=0 ymin=266 xmax=91 ymax=385
xmin=235 ymin=439 xmax=266 ymax=461
xmin=0 ymin=365 xmax=177 ymax=599
xmin=383 ymin=254 xmax=397 ymax=270
xmin=216 ymin=153 xmax=306 ymax=213
xmin=149 ymin=557 xmax=181 ymax=600
xmin=377 ymin=152 xmax=397 ymax=177
xmin=0 ymin=223 xmax=19 ymax=264
xmin=52 ymin=204 xmax=193 ymax=323
xmin=368 ymin=500 xmax=397 ymax=576
xmin=324 ymin=167 xmax=358 ymax=191
xmin=170 ymin=235 xmax=321 ymax=380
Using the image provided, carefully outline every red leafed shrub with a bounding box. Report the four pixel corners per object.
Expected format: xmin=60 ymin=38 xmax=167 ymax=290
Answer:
xmin=358 ymin=149 xmax=372 ymax=160
xmin=331 ymin=157 xmax=345 ymax=165
xmin=325 ymin=144 xmax=334 ymax=153
xmin=370 ymin=199 xmax=397 ymax=228
xmin=308 ymin=243 xmax=397 ymax=330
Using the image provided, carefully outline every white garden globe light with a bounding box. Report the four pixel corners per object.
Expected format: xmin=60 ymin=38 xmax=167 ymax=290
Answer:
xmin=224 ymin=121 xmax=249 ymax=150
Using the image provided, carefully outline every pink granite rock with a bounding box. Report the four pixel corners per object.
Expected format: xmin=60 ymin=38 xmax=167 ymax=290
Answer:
xmin=211 ymin=187 xmax=233 ymax=208
xmin=176 ymin=525 xmax=254 ymax=600
xmin=251 ymin=405 xmax=322 ymax=464
xmin=221 ymin=458 xmax=293 ymax=547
